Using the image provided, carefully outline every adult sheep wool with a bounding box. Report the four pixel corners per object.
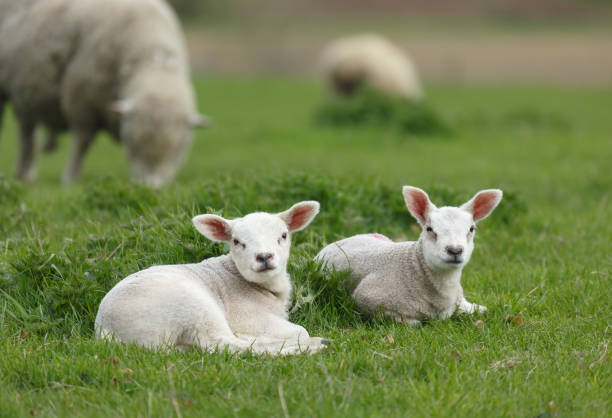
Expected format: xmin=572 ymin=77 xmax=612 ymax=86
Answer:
xmin=319 ymin=34 xmax=423 ymax=101
xmin=0 ymin=0 xmax=207 ymax=187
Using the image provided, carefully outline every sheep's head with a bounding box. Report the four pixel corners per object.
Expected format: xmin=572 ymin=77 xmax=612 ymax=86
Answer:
xmin=111 ymin=91 xmax=208 ymax=188
xmin=192 ymin=201 xmax=320 ymax=289
xmin=402 ymin=186 xmax=502 ymax=272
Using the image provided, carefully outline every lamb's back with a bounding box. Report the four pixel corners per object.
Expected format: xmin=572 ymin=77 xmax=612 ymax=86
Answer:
xmin=316 ymin=234 xmax=406 ymax=279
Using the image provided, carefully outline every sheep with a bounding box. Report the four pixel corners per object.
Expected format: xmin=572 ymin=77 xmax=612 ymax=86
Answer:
xmin=0 ymin=0 xmax=207 ymax=186
xmin=319 ymin=34 xmax=423 ymax=101
xmin=95 ymin=201 xmax=331 ymax=355
xmin=315 ymin=186 xmax=503 ymax=324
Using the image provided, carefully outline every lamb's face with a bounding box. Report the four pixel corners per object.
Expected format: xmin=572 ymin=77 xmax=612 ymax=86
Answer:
xmin=402 ymin=186 xmax=503 ymax=273
xmin=421 ymin=207 xmax=475 ymax=271
xmin=192 ymin=201 xmax=320 ymax=290
xmin=229 ymin=214 xmax=292 ymax=285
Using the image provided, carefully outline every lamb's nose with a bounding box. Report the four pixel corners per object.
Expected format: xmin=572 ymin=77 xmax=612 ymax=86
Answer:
xmin=446 ymin=246 xmax=464 ymax=256
xmin=256 ymin=253 xmax=274 ymax=263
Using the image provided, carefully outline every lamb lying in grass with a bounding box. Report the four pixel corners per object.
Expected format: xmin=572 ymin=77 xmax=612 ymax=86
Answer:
xmin=95 ymin=201 xmax=330 ymax=355
xmin=316 ymin=186 xmax=502 ymax=324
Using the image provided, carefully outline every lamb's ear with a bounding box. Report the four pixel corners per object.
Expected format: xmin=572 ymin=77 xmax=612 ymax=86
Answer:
xmin=461 ymin=189 xmax=503 ymax=222
xmin=402 ymin=186 xmax=436 ymax=226
xmin=192 ymin=214 xmax=232 ymax=242
xmin=278 ymin=201 xmax=320 ymax=232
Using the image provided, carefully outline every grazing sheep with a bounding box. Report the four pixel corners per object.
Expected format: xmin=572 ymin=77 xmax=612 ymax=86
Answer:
xmin=316 ymin=186 xmax=502 ymax=324
xmin=95 ymin=201 xmax=330 ymax=355
xmin=319 ymin=34 xmax=423 ymax=100
xmin=0 ymin=0 xmax=207 ymax=186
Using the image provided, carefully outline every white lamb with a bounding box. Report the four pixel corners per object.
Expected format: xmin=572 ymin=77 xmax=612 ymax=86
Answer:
xmin=95 ymin=201 xmax=330 ymax=355
xmin=316 ymin=186 xmax=502 ymax=324
xmin=319 ymin=34 xmax=423 ymax=100
xmin=0 ymin=0 xmax=207 ymax=187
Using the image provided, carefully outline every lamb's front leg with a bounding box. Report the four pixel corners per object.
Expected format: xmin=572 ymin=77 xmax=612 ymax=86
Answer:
xmin=236 ymin=314 xmax=331 ymax=355
xmin=457 ymin=297 xmax=487 ymax=314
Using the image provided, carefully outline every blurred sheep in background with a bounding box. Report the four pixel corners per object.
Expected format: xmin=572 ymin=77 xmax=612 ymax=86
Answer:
xmin=319 ymin=34 xmax=423 ymax=101
xmin=0 ymin=0 xmax=207 ymax=187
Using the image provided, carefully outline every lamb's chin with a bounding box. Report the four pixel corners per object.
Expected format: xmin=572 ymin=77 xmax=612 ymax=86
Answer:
xmin=431 ymin=259 xmax=464 ymax=271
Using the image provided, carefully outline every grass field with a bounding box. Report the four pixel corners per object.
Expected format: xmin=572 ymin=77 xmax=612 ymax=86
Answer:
xmin=0 ymin=77 xmax=610 ymax=416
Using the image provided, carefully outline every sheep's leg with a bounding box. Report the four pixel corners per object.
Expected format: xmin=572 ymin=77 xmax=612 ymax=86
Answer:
xmin=194 ymin=332 xmax=327 ymax=356
xmin=236 ymin=333 xmax=332 ymax=355
xmin=63 ymin=128 xmax=95 ymax=183
xmin=238 ymin=334 xmax=332 ymax=356
xmin=43 ymin=129 xmax=59 ymax=153
xmin=234 ymin=314 xmax=331 ymax=354
xmin=184 ymin=300 xmax=319 ymax=356
xmin=457 ymin=297 xmax=487 ymax=314
xmin=16 ymin=119 xmax=36 ymax=182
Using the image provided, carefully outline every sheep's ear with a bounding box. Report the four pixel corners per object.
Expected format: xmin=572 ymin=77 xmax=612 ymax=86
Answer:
xmin=192 ymin=214 xmax=232 ymax=242
xmin=109 ymin=99 xmax=134 ymax=115
xmin=190 ymin=114 xmax=210 ymax=128
xmin=278 ymin=201 xmax=320 ymax=232
xmin=402 ymin=186 xmax=436 ymax=226
xmin=461 ymin=189 xmax=503 ymax=222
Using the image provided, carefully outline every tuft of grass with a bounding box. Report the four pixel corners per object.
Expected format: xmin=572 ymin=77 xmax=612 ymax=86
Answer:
xmin=314 ymin=88 xmax=450 ymax=135
xmin=0 ymin=173 xmax=23 ymax=206
xmin=81 ymin=177 xmax=159 ymax=214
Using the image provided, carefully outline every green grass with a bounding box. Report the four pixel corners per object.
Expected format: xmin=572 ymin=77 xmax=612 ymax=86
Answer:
xmin=0 ymin=77 xmax=610 ymax=417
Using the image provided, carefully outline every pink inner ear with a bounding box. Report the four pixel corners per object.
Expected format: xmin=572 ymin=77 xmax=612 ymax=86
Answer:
xmin=204 ymin=219 xmax=229 ymax=241
xmin=288 ymin=206 xmax=313 ymax=230
xmin=410 ymin=191 xmax=429 ymax=221
xmin=473 ymin=193 xmax=498 ymax=220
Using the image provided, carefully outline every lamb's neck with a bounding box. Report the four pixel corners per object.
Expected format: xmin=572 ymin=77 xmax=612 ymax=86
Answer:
xmin=412 ymin=239 xmax=463 ymax=296
xmin=262 ymin=272 xmax=292 ymax=307
xmin=219 ymin=256 xmax=291 ymax=307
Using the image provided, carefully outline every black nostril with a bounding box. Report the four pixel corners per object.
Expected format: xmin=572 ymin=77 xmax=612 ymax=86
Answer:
xmin=446 ymin=246 xmax=463 ymax=256
xmin=256 ymin=253 xmax=273 ymax=263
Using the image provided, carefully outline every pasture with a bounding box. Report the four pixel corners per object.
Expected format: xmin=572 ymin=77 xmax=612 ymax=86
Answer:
xmin=0 ymin=77 xmax=610 ymax=416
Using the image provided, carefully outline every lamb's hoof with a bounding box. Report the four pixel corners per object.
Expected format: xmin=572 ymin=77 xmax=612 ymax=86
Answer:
xmin=476 ymin=305 xmax=488 ymax=313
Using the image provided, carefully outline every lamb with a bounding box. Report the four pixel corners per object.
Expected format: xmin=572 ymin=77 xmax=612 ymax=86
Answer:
xmin=0 ymin=0 xmax=207 ymax=187
xmin=319 ymin=34 xmax=423 ymax=100
xmin=95 ymin=201 xmax=330 ymax=355
xmin=316 ymin=186 xmax=502 ymax=324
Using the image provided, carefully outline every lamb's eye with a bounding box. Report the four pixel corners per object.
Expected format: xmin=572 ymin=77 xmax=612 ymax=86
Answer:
xmin=281 ymin=232 xmax=288 ymax=240
xmin=469 ymin=226 xmax=475 ymax=233
xmin=426 ymin=226 xmax=433 ymax=233
xmin=233 ymin=239 xmax=240 ymax=246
